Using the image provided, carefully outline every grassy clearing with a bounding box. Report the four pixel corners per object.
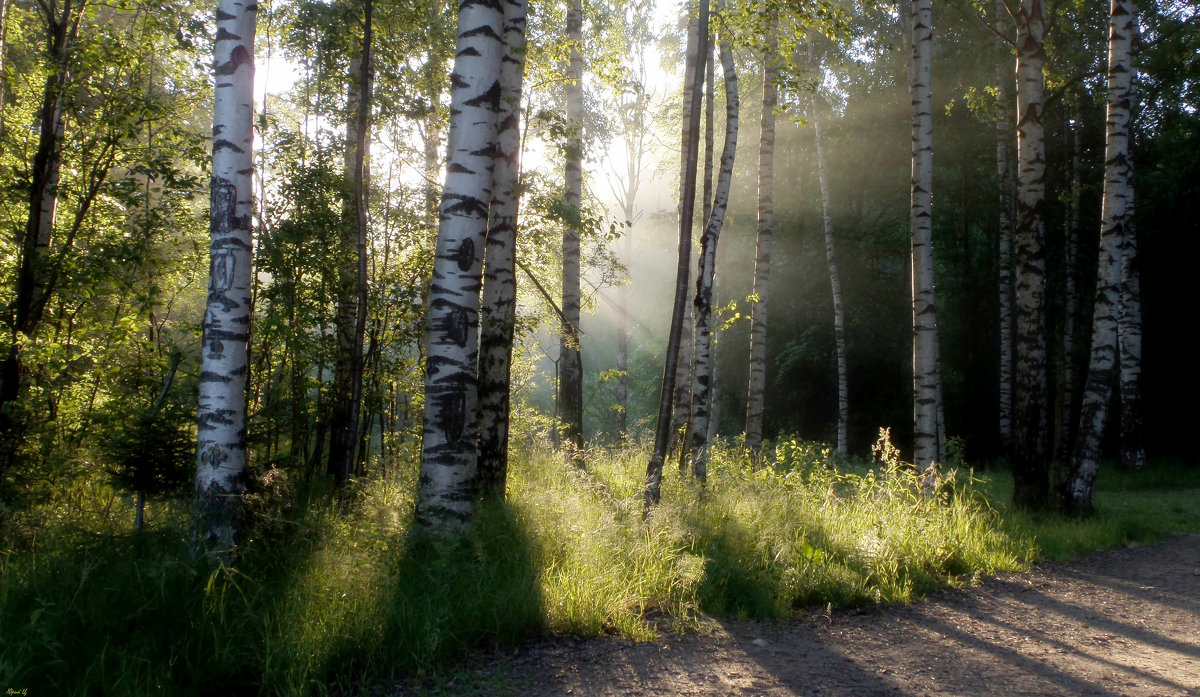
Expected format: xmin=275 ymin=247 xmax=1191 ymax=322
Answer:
xmin=1 ymin=437 xmax=1195 ymax=695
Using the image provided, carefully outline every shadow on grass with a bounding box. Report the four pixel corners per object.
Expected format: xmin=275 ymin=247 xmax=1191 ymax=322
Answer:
xmin=378 ymin=498 xmax=546 ymax=677
xmin=1 ymin=491 xmax=545 ymax=697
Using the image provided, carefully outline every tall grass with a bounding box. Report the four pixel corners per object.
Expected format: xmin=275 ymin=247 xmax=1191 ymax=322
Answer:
xmin=1 ymin=435 xmax=1192 ymax=695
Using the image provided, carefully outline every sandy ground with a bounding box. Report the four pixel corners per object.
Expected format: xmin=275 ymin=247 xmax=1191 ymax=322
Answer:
xmin=389 ymin=532 xmax=1200 ymax=696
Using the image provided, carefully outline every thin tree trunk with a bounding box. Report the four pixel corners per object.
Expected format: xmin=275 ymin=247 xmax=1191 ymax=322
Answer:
xmin=996 ymin=46 xmax=1015 ymax=451
xmin=1010 ymin=0 xmax=1051 ymax=510
xmin=328 ymin=0 xmax=374 ymax=486
xmin=1053 ymin=101 xmax=1082 ymax=463
xmin=477 ymin=0 xmax=528 ymax=498
xmin=1067 ymin=0 xmax=1137 ymax=512
xmin=417 ymin=0 xmax=507 ymax=531
xmin=1118 ymin=182 xmax=1144 ymax=470
xmin=910 ymin=0 xmax=942 ymax=470
xmin=616 ymin=222 xmax=630 ymax=441
xmin=1 ymin=1 xmax=80 ymax=429
xmin=194 ymin=0 xmax=256 ymax=563
xmin=812 ymin=92 xmax=848 ymax=457
xmin=676 ymin=38 xmax=715 ymax=471
xmin=559 ymin=0 xmax=585 ymax=453
xmin=644 ymin=0 xmax=708 ymax=512
xmin=686 ymin=21 xmax=737 ymax=484
xmin=744 ymin=32 xmax=777 ymax=456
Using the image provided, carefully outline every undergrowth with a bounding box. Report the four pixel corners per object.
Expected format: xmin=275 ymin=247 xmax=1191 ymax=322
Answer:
xmin=1 ymin=433 xmax=1193 ymax=695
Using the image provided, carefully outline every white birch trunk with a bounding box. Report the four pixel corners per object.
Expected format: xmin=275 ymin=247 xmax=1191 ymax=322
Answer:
xmin=672 ymin=29 xmax=711 ymax=457
xmin=1067 ymin=0 xmax=1136 ymax=511
xmin=910 ymin=0 xmax=942 ymax=470
xmin=195 ymin=0 xmax=256 ymax=562
xmin=744 ymin=34 xmax=777 ymax=456
xmin=812 ymin=93 xmax=849 ymax=457
xmin=418 ymin=0 xmax=506 ymax=529
xmin=477 ymin=0 xmax=528 ymax=497
xmin=686 ymin=26 xmax=737 ymax=483
xmin=1010 ymin=0 xmax=1051 ymax=509
xmin=645 ymin=0 xmax=707 ymax=510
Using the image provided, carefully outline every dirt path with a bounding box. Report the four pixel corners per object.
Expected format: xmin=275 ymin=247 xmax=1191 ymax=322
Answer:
xmin=414 ymin=533 xmax=1200 ymax=697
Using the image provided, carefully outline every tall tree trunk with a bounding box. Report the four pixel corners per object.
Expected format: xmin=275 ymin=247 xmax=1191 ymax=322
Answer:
xmin=1053 ymin=101 xmax=1083 ymax=463
xmin=1010 ymin=0 xmax=1051 ymax=510
xmin=0 ymin=0 xmax=11 ymax=137
xmin=676 ymin=38 xmax=715 ymax=471
xmin=744 ymin=32 xmax=777 ymax=456
xmin=1118 ymin=184 xmax=1144 ymax=470
xmin=812 ymin=92 xmax=849 ymax=457
xmin=995 ymin=0 xmax=1015 ymax=452
xmin=672 ymin=30 xmax=715 ymax=460
xmin=1068 ymin=1 xmax=1139 ymax=513
xmin=558 ymin=0 xmax=585 ymax=453
xmin=328 ymin=0 xmax=374 ymax=486
xmin=910 ymin=0 xmax=943 ymax=470
xmin=616 ymin=221 xmax=631 ymax=441
xmin=1 ymin=1 xmax=80 ymax=434
xmin=644 ymin=0 xmax=708 ymax=511
xmin=476 ymin=0 xmax=528 ymax=498
xmin=417 ymin=0 xmax=506 ymax=531
xmin=194 ymin=0 xmax=257 ymax=563
xmin=686 ymin=22 xmax=737 ymax=483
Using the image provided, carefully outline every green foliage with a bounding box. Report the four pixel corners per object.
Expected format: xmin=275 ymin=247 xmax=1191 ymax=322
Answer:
xmin=103 ymin=399 xmax=194 ymax=502
xmin=5 ymin=438 xmax=1200 ymax=694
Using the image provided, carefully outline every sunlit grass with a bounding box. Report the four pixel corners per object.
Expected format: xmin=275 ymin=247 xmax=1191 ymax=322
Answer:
xmin=1 ymin=437 xmax=1195 ymax=695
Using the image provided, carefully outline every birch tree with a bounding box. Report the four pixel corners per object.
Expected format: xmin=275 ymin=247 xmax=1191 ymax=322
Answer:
xmin=685 ymin=8 xmax=737 ymax=483
xmin=909 ymin=0 xmax=944 ymax=470
xmin=671 ymin=18 xmax=710 ymax=459
xmin=1067 ymin=0 xmax=1138 ymax=512
xmin=645 ymin=0 xmax=708 ymax=510
xmin=0 ymin=0 xmax=83 ymax=437
xmin=1009 ymin=0 xmax=1051 ymax=509
xmin=328 ymin=0 xmax=374 ymax=486
xmin=418 ymin=0 xmax=506 ymax=529
xmin=477 ymin=0 xmax=528 ymax=498
xmin=558 ymin=0 xmax=585 ymax=453
xmin=744 ymin=31 xmax=777 ymax=456
xmin=194 ymin=0 xmax=256 ymax=561
xmin=811 ymin=90 xmax=848 ymax=457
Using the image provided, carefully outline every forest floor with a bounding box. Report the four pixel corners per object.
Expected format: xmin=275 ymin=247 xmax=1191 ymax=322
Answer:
xmin=388 ymin=532 xmax=1200 ymax=697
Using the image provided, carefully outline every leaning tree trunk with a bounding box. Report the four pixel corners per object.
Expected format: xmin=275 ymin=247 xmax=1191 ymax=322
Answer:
xmin=559 ymin=0 xmax=585 ymax=453
xmin=644 ymin=0 xmax=707 ymax=512
xmin=1066 ymin=0 xmax=1136 ymax=513
xmin=328 ymin=0 xmax=374 ymax=486
xmin=685 ymin=24 xmax=737 ymax=484
xmin=672 ymin=34 xmax=714 ymax=460
xmin=812 ymin=92 xmax=849 ymax=457
xmin=476 ymin=0 xmax=528 ymax=498
xmin=1 ymin=0 xmax=79 ymax=440
xmin=1010 ymin=0 xmax=1051 ymax=510
xmin=910 ymin=0 xmax=943 ymax=470
xmin=194 ymin=0 xmax=256 ymax=563
xmin=676 ymin=39 xmax=715 ymax=472
xmin=744 ymin=32 xmax=777 ymax=457
xmin=417 ymin=0 xmax=506 ymax=531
